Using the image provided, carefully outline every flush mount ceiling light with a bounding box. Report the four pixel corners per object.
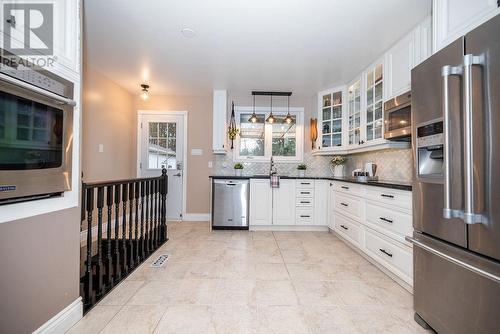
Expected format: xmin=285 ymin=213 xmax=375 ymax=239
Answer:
xmin=140 ymin=84 xmax=150 ymax=100
xmin=181 ymin=27 xmax=197 ymax=38
xmin=248 ymin=95 xmax=259 ymax=123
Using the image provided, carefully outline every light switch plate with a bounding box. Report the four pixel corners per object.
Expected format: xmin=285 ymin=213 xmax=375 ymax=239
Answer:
xmin=98 ymin=144 xmax=104 ymax=153
xmin=208 ymin=161 xmax=213 ymax=168
xmin=191 ymin=148 xmax=203 ymax=156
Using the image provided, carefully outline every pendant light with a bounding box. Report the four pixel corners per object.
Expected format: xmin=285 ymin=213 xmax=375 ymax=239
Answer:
xmin=266 ymin=95 xmax=275 ymax=123
xmin=283 ymin=95 xmax=294 ymax=124
xmin=248 ymin=95 xmax=259 ymax=123
xmin=140 ymin=84 xmax=150 ymax=100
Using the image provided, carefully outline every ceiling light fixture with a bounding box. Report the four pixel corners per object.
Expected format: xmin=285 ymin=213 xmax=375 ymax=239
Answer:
xmin=140 ymin=84 xmax=150 ymax=100
xmin=181 ymin=27 xmax=197 ymax=38
xmin=283 ymin=95 xmax=294 ymax=124
xmin=248 ymin=95 xmax=259 ymax=123
xmin=266 ymin=95 xmax=275 ymax=124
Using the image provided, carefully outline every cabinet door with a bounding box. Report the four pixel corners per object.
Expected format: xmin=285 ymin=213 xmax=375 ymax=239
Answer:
xmin=385 ymin=33 xmax=413 ymax=100
xmin=365 ymin=62 xmax=384 ymax=142
xmin=313 ymin=180 xmax=329 ymax=226
xmin=212 ymin=90 xmax=227 ymax=154
xmin=249 ymin=180 xmax=272 ymax=225
xmin=413 ymin=16 xmax=432 ymax=67
xmin=347 ymin=80 xmax=362 ymax=146
xmin=272 ymin=179 xmax=296 ymax=225
xmin=319 ymin=90 xmax=344 ymax=150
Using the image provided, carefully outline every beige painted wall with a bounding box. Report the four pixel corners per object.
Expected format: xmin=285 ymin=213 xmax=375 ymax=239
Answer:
xmin=134 ymin=95 xmax=214 ymax=214
xmin=0 ymin=208 xmax=80 ymax=333
xmin=82 ymin=66 xmax=136 ymax=182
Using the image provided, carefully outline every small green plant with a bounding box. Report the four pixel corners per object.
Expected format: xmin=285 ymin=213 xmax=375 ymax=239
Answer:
xmin=234 ymin=163 xmax=244 ymax=170
xmin=297 ymin=164 xmax=307 ymax=170
xmin=330 ymin=155 xmax=347 ymax=166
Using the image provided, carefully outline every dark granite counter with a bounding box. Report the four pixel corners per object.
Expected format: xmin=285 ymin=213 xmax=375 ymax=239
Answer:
xmin=209 ymin=175 xmax=412 ymax=191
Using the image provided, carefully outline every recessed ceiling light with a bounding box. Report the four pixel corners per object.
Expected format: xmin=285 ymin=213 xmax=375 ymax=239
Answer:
xmin=181 ymin=28 xmax=196 ymax=38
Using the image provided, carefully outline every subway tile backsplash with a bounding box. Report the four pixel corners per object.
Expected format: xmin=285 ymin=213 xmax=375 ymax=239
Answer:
xmin=213 ymin=148 xmax=413 ymax=182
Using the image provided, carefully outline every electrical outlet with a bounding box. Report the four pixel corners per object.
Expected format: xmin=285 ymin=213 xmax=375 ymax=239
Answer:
xmin=98 ymin=144 xmax=104 ymax=153
xmin=208 ymin=161 xmax=213 ymax=168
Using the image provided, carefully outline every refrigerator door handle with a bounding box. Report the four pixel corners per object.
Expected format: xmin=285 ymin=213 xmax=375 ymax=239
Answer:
xmin=462 ymin=54 xmax=485 ymax=225
xmin=442 ymin=65 xmax=464 ymax=220
xmin=406 ymin=236 xmax=500 ymax=283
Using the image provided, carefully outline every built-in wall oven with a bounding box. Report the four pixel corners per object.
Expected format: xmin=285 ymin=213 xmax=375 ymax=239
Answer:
xmin=0 ymin=50 xmax=75 ymax=204
xmin=384 ymin=91 xmax=411 ymax=140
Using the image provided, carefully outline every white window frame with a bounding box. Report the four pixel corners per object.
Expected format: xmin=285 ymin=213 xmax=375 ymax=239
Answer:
xmin=234 ymin=106 xmax=304 ymax=163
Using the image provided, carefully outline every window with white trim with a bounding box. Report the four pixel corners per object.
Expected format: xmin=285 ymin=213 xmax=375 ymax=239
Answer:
xmin=234 ymin=107 xmax=304 ymax=162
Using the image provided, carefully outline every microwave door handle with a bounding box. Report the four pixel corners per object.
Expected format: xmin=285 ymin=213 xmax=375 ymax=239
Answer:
xmin=442 ymin=65 xmax=463 ymax=220
xmin=0 ymin=72 xmax=76 ymax=106
xmin=462 ymin=54 xmax=484 ymax=225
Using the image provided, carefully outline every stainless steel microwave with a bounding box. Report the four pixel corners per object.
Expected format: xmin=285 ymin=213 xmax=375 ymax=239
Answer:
xmin=0 ymin=50 xmax=76 ymax=204
xmin=384 ymin=91 xmax=411 ymax=140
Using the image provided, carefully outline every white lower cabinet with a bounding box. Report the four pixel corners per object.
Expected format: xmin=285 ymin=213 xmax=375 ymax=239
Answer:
xmin=249 ymin=179 xmax=272 ymax=226
xmin=272 ymin=179 xmax=296 ymax=225
xmin=313 ymin=180 xmax=329 ymax=226
xmin=334 ymin=212 xmax=363 ymax=248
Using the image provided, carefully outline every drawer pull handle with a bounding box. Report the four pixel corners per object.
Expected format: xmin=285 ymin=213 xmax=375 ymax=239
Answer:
xmin=379 ymin=249 xmax=393 ymax=257
xmin=300 ymin=201 xmax=310 ymax=204
xmin=300 ymin=215 xmax=310 ymax=218
xmin=301 ymin=182 xmax=311 ymax=185
xmin=340 ymin=225 xmax=348 ymax=230
xmin=300 ymin=191 xmax=310 ymax=194
xmin=381 ymin=194 xmax=395 ymax=199
xmin=341 ymin=186 xmax=349 ymax=190
xmin=340 ymin=202 xmax=349 ymax=207
xmin=379 ymin=217 xmax=393 ymax=223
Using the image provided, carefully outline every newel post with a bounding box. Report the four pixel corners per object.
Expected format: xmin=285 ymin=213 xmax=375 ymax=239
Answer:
xmin=160 ymin=168 xmax=168 ymax=242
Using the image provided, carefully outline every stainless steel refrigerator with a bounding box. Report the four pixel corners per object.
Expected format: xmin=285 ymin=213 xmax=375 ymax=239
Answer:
xmin=409 ymin=14 xmax=500 ymax=334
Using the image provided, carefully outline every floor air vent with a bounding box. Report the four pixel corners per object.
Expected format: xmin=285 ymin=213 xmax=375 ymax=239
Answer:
xmin=151 ymin=254 xmax=169 ymax=268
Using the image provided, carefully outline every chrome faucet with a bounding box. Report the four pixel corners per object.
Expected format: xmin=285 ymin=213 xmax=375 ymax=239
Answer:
xmin=269 ymin=156 xmax=277 ymax=175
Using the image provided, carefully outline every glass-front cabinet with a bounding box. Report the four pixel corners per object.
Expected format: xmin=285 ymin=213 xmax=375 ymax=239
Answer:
xmin=318 ymin=88 xmax=344 ymax=151
xmin=365 ymin=63 xmax=384 ymax=142
xmin=347 ymin=80 xmax=361 ymax=146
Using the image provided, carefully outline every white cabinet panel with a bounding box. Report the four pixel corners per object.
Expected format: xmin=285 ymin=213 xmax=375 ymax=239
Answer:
xmin=313 ymin=180 xmax=328 ymax=226
xmin=333 ymin=192 xmax=363 ymax=222
xmin=364 ymin=186 xmax=412 ymax=211
xmin=413 ymin=16 xmax=432 ymax=67
xmin=249 ymin=179 xmax=272 ymax=226
xmin=212 ymin=90 xmax=227 ymax=154
xmin=334 ymin=212 xmax=363 ymax=247
xmin=272 ymin=179 xmax=296 ymax=225
xmin=365 ymin=201 xmax=413 ymax=243
xmin=385 ymin=32 xmax=414 ymax=100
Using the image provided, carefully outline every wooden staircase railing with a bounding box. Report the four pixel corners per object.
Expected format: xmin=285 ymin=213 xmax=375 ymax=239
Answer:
xmin=80 ymin=169 xmax=168 ymax=312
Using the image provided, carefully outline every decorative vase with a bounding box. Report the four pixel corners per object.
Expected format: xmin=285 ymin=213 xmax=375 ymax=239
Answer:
xmin=235 ymin=169 xmax=243 ymax=177
xmin=298 ymin=170 xmax=306 ymax=178
xmin=330 ymin=164 xmax=344 ymax=177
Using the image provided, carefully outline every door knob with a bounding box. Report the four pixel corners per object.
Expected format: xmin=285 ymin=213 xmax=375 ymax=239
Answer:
xmin=173 ymin=173 xmax=182 ymax=177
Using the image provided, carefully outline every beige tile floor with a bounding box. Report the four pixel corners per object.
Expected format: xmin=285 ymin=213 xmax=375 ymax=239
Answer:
xmin=68 ymin=222 xmax=430 ymax=334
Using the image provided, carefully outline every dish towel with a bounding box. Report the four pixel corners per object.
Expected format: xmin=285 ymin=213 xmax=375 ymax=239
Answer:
xmin=270 ymin=174 xmax=280 ymax=188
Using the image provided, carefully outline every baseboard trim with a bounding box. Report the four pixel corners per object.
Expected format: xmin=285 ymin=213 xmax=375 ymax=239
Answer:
xmin=183 ymin=213 xmax=210 ymax=221
xmin=33 ymin=297 xmax=82 ymax=334
xmin=249 ymin=225 xmax=329 ymax=232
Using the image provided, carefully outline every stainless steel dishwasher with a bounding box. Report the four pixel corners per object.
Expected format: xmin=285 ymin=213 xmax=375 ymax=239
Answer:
xmin=212 ymin=179 xmax=249 ymax=230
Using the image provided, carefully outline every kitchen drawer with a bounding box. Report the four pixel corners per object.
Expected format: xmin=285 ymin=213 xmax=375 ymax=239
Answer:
xmin=365 ymin=201 xmax=412 ymax=241
xmin=333 ymin=193 xmax=362 ymax=221
xmin=295 ymin=179 xmax=315 ymax=189
xmin=365 ymin=186 xmax=412 ymax=211
xmin=296 ymin=208 xmax=314 ymax=225
xmin=364 ymin=228 xmax=413 ymax=279
xmin=332 ymin=181 xmax=364 ymax=196
xmin=296 ymin=189 xmax=314 ymax=198
xmin=296 ymin=197 xmax=314 ymax=207
xmin=334 ymin=213 xmax=362 ymax=247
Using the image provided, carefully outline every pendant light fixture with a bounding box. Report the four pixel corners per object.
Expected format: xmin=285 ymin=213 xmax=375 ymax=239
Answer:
xmin=266 ymin=94 xmax=275 ymax=123
xmin=283 ymin=95 xmax=294 ymax=124
xmin=248 ymin=95 xmax=259 ymax=123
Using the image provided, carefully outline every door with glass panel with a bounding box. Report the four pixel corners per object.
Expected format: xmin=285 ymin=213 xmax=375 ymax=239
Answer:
xmin=320 ymin=90 xmax=343 ymax=149
xmin=365 ymin=63 xmax=384 ymax=142
xmin=348 ymin=80 xmax=361 ymax=146
xmin=138 ymin=113 xmax=184 ymax=221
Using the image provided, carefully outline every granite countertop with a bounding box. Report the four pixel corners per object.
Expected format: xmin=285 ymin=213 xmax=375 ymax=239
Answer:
xmin=209 ymin=175 xmax=412 ymax=191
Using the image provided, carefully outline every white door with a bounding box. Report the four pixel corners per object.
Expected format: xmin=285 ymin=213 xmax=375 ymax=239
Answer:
xmin=138 ymin=113 xmax=185 ymax=221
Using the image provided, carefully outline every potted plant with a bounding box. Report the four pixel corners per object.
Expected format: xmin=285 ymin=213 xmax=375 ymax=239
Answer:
xmin=297 ymin=164 xmax=307 ymax=177
xmin=234 ymin=163 xmax=244 ymax=176
xmin=330 ymin=156 xmax=347 ymax=177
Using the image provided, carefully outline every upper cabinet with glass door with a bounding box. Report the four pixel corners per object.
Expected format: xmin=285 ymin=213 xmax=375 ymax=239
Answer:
xmin=318 ymin=89 xmax=344 ymax=151
xmin=365 ymin=63 xmax=384 ymax=142
xmin=347 ymin=80 xmax=361 ymax=146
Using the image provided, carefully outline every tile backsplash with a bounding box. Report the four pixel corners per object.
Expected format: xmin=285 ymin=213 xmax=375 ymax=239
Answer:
xmin=213 ymin=148 xmax=414 ymax=182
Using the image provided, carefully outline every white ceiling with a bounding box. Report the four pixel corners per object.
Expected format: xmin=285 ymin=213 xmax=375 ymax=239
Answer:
xmin=83 ymin=0 xmax=431 ymax=97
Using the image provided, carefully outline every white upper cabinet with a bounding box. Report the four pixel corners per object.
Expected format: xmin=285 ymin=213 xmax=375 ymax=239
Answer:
xmin=413 ymin=16 xmax=432 ymax=67
xmin=385 ymin=33 xmax=414 ymax=100
xmin=212 ymin=90 xmax=227 ymax=154
xmin=364 ymin=62 xmax=384 ymax=143
xmin=433 ymin=0 xmax=500 ymax=52
xmin=317 ymin=87 xmax=345 ymax=151
xmin=347 ymin=79 xmax=362 ymax=147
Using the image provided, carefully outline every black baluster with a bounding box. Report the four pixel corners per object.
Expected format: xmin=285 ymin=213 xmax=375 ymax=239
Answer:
xmin=135 ymin=181 xmax=140 ymax=264
xmin=96 ymin=187 xmax=104 ymax=297
xmin=160 ymin=169 xmax=168 ymax=243
xmin=154 ymin=179 xmax=159 ymax=248
xmin=121 ymin=183 xmax=128 ymax=274
xmin=145 ymin=180 xmax=150 ymax=256
xmin=114 ymin=184 xmax=121 ymax=282
xmin=84 ymin=187 xmax=94 ymax=308
xmin=129 ymin=182 xmax=135 ymax=269
xmin=149 ymin=179 xmax=155 ymax=251
xmin=105 ymin=186 xmax=113 ymax=289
